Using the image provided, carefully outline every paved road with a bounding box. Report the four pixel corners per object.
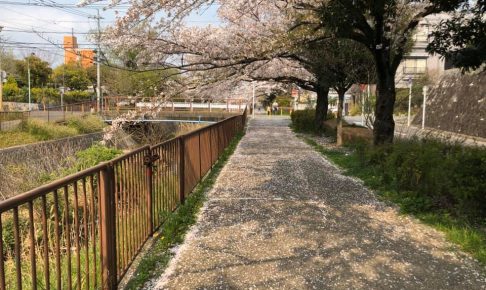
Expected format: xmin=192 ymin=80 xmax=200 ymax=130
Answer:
xmin=152 ymin=116 xmax=486 ymax=289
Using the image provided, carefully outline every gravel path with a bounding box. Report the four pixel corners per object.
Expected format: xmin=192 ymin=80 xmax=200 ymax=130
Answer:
xmin=152 ymin=116 xmax=486 ymax=289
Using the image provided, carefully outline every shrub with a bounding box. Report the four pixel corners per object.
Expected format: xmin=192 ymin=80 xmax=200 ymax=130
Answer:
xmin=31 ymin=87 xmax=61 ymax=104
xmin=352 ymin=138 xmax=486 ymax=219
xmin=74 ymin=144 xmax=122 ymax=170
xmin=291 ymin=109 xmax=316 ymax=133
xmin=64 ymin=91 xmax=93 ymax=103
xmin=2 ymin=76 xmax=20 ymax=98
xmin=66 ymin=115 xmax=105 ymax=134
xmin=21 ymin=119 xmax=78 ymax=140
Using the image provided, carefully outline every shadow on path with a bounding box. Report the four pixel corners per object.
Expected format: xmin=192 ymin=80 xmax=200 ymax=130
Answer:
xmin=153 ymin=116 xmax=486 ymax=290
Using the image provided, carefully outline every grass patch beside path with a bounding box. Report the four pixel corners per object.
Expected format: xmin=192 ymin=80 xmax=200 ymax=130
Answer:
xmin=0 ymin=116 xmax=105 ymax=149
xmin=124 ymin=131 xmax=245 ymax=290
xmin=302 ymin=136 xmax=486 ymax=266
xmin=0 ymin=131 xmax=40 ymax=148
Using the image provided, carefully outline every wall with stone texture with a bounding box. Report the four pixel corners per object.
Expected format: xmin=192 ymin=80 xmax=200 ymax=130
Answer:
xmin=413 ymin=70 xmax=486 ymax=138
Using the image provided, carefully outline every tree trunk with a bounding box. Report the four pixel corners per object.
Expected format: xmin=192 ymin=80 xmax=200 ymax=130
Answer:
xmin=336 ymin=90 xmax=345 ymax=146
xmin=373 ymin=51 xmax=396 ymax=145
xmin=315 ymin=85 xmax=330 ymax=131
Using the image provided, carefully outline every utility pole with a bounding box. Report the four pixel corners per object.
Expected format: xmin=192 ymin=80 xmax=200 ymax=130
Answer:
xmin=90 ymin=9 xmax=103 ymax=113
xmin=61 ymin=65 xmax=65 ymax=107
xmin=0 ymin=26 xmax=4 ymax=112
xmin=28 ymin=55 xmax=32 ymax=111
xmin=0 ymin=55 xmax=3 ymax=112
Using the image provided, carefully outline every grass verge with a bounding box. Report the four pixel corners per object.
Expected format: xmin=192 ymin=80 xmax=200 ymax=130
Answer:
xmin=302 ymin=136 xmax=486 ymax=266
xmin=124 ymin=131 xmax=245 ymax=289
xmin=0 ymin=116 xmax=105 ymax=149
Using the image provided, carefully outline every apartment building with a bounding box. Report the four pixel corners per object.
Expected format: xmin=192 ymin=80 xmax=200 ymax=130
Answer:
xmin=63 ymin=36 xmax=94 ymax=68
xmin=396 ymin=13 xmax=451 ymax=88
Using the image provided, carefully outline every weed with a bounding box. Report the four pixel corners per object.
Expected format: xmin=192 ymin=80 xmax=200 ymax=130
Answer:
xmin=66 ymin=115 xmax=105 ymax=134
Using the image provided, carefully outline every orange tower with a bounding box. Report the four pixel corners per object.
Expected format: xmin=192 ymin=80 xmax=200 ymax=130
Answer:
xmin=63 ymin=36 xmax=78 ymax=64
xmin=64 ymin=36 xmax=95 ymax=68
xmin=80 ymin=49 xmax=95 ymax=68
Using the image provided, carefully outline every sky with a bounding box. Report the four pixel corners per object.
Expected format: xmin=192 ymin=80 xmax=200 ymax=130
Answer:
xmin=0 ymin=0 xmax=220 ymax=66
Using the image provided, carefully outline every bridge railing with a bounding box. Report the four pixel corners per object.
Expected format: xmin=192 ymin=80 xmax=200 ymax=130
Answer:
xmin=0 ymin=108 xmax=247 ymax=289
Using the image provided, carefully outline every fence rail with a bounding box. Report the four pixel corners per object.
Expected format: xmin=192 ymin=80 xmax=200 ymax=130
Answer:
xmin=0 ymin=109 xmax=247 ymax=289
xmin=0 ymin=112 xmax=28 ymax=131
xmin=0 ymin=101 xmax=96 ymax=131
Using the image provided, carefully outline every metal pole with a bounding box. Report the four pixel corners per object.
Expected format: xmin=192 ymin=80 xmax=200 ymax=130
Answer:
xmin=0 ymin=53 xmax=3 ymax=112
xmin=0 ymin=26 xmax=3 ymax=112
xmin=95 ymin=9 xmax=102 ymax=113
xmin=28 ymin=59 xmax=31 ymax=111
xmin=61 ymin=66 xmax=65 ymax=107
xmin=422 ymin=86 xmax=427 ymax=130
xmin=407 ymin=77 xmax=413 ymax=127
xmin=252 ymin=82 xmax=255 ymax=118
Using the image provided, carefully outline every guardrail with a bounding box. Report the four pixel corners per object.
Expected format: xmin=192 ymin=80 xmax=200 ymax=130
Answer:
xmin=0 ymin=109 xmax=247 ymax=289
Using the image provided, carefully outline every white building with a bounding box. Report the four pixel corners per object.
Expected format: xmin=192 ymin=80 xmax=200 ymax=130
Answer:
xmin=396 ymin=13 xmax=452 ymax=88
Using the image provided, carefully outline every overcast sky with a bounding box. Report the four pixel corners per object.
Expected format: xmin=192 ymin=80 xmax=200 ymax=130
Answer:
xmin=0 ymin=0 xmax=220 ymax=66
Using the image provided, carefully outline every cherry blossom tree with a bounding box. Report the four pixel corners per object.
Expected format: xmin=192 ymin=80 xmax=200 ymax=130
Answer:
xmin=83 ymin=0 xmax=373 ymax=134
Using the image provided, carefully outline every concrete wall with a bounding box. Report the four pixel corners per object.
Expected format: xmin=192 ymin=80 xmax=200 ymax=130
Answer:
xmin=0 ymin=132 xmax=102 ymax=166
xmin=412 ymin=70 xmax=486 ymax=138
xmin=0 ymin=132 xmax=103 ymax=198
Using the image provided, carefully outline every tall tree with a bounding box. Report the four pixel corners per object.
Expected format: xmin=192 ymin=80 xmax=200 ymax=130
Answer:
xmin=15 ymin=55 xmax=52 ymax=87
xmin=311 ymin=0 xmax=466 ymax=144
xmin=52 ymin=64 xmax=90 ymax=90
xmin=427 ymin=1 xmax=486 ymax=71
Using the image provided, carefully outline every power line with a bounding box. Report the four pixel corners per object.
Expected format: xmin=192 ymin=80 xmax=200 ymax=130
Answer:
xmin=1 ymin=6 xmax=78 ymax=31
xmin=34 ymin=0 xmax=96 ymax=17
xmin=3 ymin=41 xmax=95 ymax=46
xmin=1 ymin=28 xmax=99 ymax=35
xmin=0 ymin=0 xmax=131 ymax=9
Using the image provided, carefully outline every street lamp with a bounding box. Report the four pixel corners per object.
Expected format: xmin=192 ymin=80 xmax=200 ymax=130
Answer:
xmin=27 ymin=52 xmax=35 ymax=111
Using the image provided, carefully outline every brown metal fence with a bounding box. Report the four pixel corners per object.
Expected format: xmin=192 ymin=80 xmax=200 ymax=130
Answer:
xmin=32 ymin=101 xmax=97 ymax=124
xmin=0 ymin=110 xmax=247 ymax=290
xmin=0 ymin=101 xmax=96 ymax=132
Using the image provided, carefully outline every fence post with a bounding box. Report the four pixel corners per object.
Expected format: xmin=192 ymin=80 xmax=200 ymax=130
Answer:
xmin=100 ymin=164 xmax=117 ymax=290
xmin=199 ymin=132 xmax=202 ymax=179
xmin=179 ymin=137 xmax=185 ymax=204
xmin=209 ymin=127 xmax=213 ymax=167
xmin=145 ymin=149 xmax=154 ymax=235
